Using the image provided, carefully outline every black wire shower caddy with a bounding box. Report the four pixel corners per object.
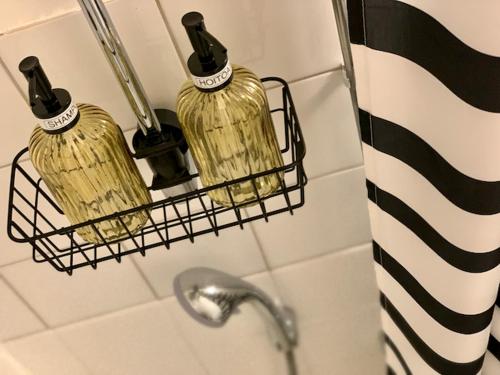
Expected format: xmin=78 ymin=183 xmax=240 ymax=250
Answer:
xmin=7 ymin=77 xmax=307 ymax=275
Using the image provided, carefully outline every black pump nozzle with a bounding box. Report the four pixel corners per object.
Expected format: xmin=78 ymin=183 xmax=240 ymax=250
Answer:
xmin=19 ymin=56 xmax=56 ymax=106
xmin=182 ymin=12 xmax=229 ymax=77
xmin=18 ymin=56 xmax=72 ymax=120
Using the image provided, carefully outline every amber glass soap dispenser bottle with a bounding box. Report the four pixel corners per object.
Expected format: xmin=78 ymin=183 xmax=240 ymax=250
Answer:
xmin=20 ymin=56 xmax=152 ymax=244
xmin=176 ymin=12 xmax=284 ymax=207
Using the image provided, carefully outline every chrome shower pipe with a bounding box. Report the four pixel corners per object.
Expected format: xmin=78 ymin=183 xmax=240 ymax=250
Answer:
xmin=78 ymin=0 xmax=161 ymax=134
xmin=331 ymin=0 xmax=361 ymax=142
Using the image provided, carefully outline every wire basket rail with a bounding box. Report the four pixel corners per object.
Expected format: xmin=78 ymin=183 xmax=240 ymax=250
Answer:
xmin=7 ymin=77 xmax=307 ymax=275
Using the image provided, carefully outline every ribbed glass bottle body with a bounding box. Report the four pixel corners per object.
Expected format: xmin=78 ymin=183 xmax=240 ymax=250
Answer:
xmin=176 ymin=65 xmax=284 ymax=207
xmin=29 ymin=104 xmax=152 ymax=244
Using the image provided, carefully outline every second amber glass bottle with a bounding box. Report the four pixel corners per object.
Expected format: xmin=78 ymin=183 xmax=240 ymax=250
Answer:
xmin=20 ymin=56 xmax=152 ymax=244
xmin=176 ymin=12 xmax=284 ymax=207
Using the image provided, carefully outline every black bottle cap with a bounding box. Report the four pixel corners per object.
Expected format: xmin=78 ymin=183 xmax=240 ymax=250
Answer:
xmin=182 ymin=12 xmax=230 ymax=81
xmin=18 ymin=56 xmax=73 ymax=122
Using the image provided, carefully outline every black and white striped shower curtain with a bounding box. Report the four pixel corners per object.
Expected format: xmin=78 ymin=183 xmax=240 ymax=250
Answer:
xmin=346 ymin=1 xmax=500 ymax=373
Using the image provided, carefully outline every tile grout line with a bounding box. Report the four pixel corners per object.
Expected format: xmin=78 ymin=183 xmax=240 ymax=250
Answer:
xmin=0 ymin=156 xmax=28 ymax=170
xmin=287 ymin=65 xmax=344 ymax=85
xmin=4 ymin=326 xmax=99 ymax=375
xmin=247 ymin=219 xmax=273 ymax=272
xmin=0 ymin=0 xmax=117 ymax=37
xmin=128 ymin=255 xmax=161 ymax=299
xmin=0 ymin=10 xmax=80 ymax=36
xmin=0 ymin=64 xmax=350 ymax=170
xmin=0 ymin=57 xmax=27 ymax=103
xmin=153 ymin=0 xmax=190 ymax=78
xmin=3 ymin=265 xmax=271 ymax=343
xmin=0 ymin=164 xmax=366 ymax=271
xmin=0 ymin=256 xmax=32 ymax=269
xmin=247 ymin=218 xmax=298 ymax=315
xmin=51 ymin=330 xmax=99 ymax=375
xmin=309 ymin=163 xmax=364 ymax=182
xmin=0 ymin=159 xmax=364 ymax=187
xmin=263 ymin=65 xmax=344 ymax=90
xmin=245 ymin=220 xmax=290 ymax=304
xmin=270 ymin=240 xmax=373 ymax=274
xmin=163 ymin=305 xmax=211 ymax=375
xmin=0 ymin=0 xmax=343 ymax=87
xmin=2 ymin=298 xmax=166 ymax=343
xmin=3 ymin=240 xmax=373 ymax=344
xmin=0 ymin=274 xmax=50 ymax=330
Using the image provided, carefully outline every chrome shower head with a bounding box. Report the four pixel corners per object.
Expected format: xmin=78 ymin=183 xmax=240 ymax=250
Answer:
xmin=173 ymin=267 xmax=253 ymax=327
xmin=173 ymin=267 xmax=298 ymax=351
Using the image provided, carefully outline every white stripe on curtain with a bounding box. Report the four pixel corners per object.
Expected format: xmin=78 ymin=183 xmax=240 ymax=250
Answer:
xmin=483 ymin=352 xmax=500 ymax=375
xmin=363 ymin=145 xmax=500 ymax=251
xmin=375 ymin=264 xmax=491 ymax=361
xmin=369 ymin=203 xmax=499 ymax=313
xmin=386 ymin=342 xmax=408 ymax=375
xmin=382 ymin=310 xmax=439 ymax=374
xmin=352 ymin=45 xmax=500 ymax=182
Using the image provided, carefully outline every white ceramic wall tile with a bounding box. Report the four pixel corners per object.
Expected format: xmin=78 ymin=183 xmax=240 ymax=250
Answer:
xmin=167 ymin=271 xmax=311 ymax=375
xmin=57 ymin=301 xmax=207 ymax=375
xmin=251 ymin=167 xmax=372 ymax=268
xmin=0 ymin=64 xmax=35 ymax=167
xmin=0 ymin=164 xmax=31 ymax=266
xmin=0 ymin=9 xmax=131 ymax=134
xmin=0 ymin=345 xmax=29 ymax=375
xmin=0 ymin=278 xmax=44 ymax=340
xmin=132 ymin=227 xmax=266 ymax=298
xmin=1 ymin=156 xmax=91 ymax=267
xmin=267 ymin=70 xmax=362 ymax=179
xmin=0 ymin=0 xmax=185 ymax=139
xmin=0 ymin=1 xmax=82 ymax=34
xmin=272 ymin=244 xmax=385 ymax=375
xmin=1 ymin=258 xmax=154 ymax=326
xmin=5 ymin=331 xmax=89 ymax=375
xmin=159 ymin=0 xmax=342 ymax=81
xmin=0 ymin=359 xmax=21 ymax=375
xmin=107 ymin=0 xmax=187 ymax=110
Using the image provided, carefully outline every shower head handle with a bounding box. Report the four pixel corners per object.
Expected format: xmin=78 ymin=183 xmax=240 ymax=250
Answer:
xmin=174 ymin=267 xmax=298 ymax=351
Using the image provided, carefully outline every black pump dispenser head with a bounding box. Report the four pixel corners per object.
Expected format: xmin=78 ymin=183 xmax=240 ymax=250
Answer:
xmin=19 ymin=56 xmax=73 ymax=122
xmin=182 ymin=12 xmax=232 ymax=90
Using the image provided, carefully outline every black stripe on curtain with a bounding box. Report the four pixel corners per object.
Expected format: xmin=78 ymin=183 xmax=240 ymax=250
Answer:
xmin=488 ymin=335 xmax=500 ymax=361
xmin=385 ymin=334 xmax=411 ymax=375
xmin=366 ymin=180 xmax=500 ymax=273
xmin=373 ymin=241 xmax=495 ymax=334
xmin=360 ymin=110 xmax=500 ymax=215
xmin=381 ymin=293 xmax=485 ymax=374
xmin=346 ymin=0 xmax=365 ymax=44
xmin=349 ymin=0 xmax=500 ymax=112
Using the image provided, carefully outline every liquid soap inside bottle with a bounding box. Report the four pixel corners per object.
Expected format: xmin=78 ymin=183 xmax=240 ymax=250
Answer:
xmin=176 ymin=12 xmax=284 ymax=207
xmin=20 ymin=56 xmax=152 ymax=244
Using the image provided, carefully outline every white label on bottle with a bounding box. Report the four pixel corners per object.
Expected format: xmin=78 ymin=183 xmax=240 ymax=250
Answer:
xmin=41 ymin=101 xmax=79 ymax=131
xmin=191 ymin=61 xmax=233 ymax=90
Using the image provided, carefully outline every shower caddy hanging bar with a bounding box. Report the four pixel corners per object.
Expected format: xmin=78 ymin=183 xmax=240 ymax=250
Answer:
xmin=78 ymin=0 xmax=161 ymax=134
xmin=330 ymin=0 xmax=361 ymax=141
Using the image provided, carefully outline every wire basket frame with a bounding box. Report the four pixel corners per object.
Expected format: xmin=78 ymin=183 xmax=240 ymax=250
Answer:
xmin=7 ymin=77 xmax=307 ymax=275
